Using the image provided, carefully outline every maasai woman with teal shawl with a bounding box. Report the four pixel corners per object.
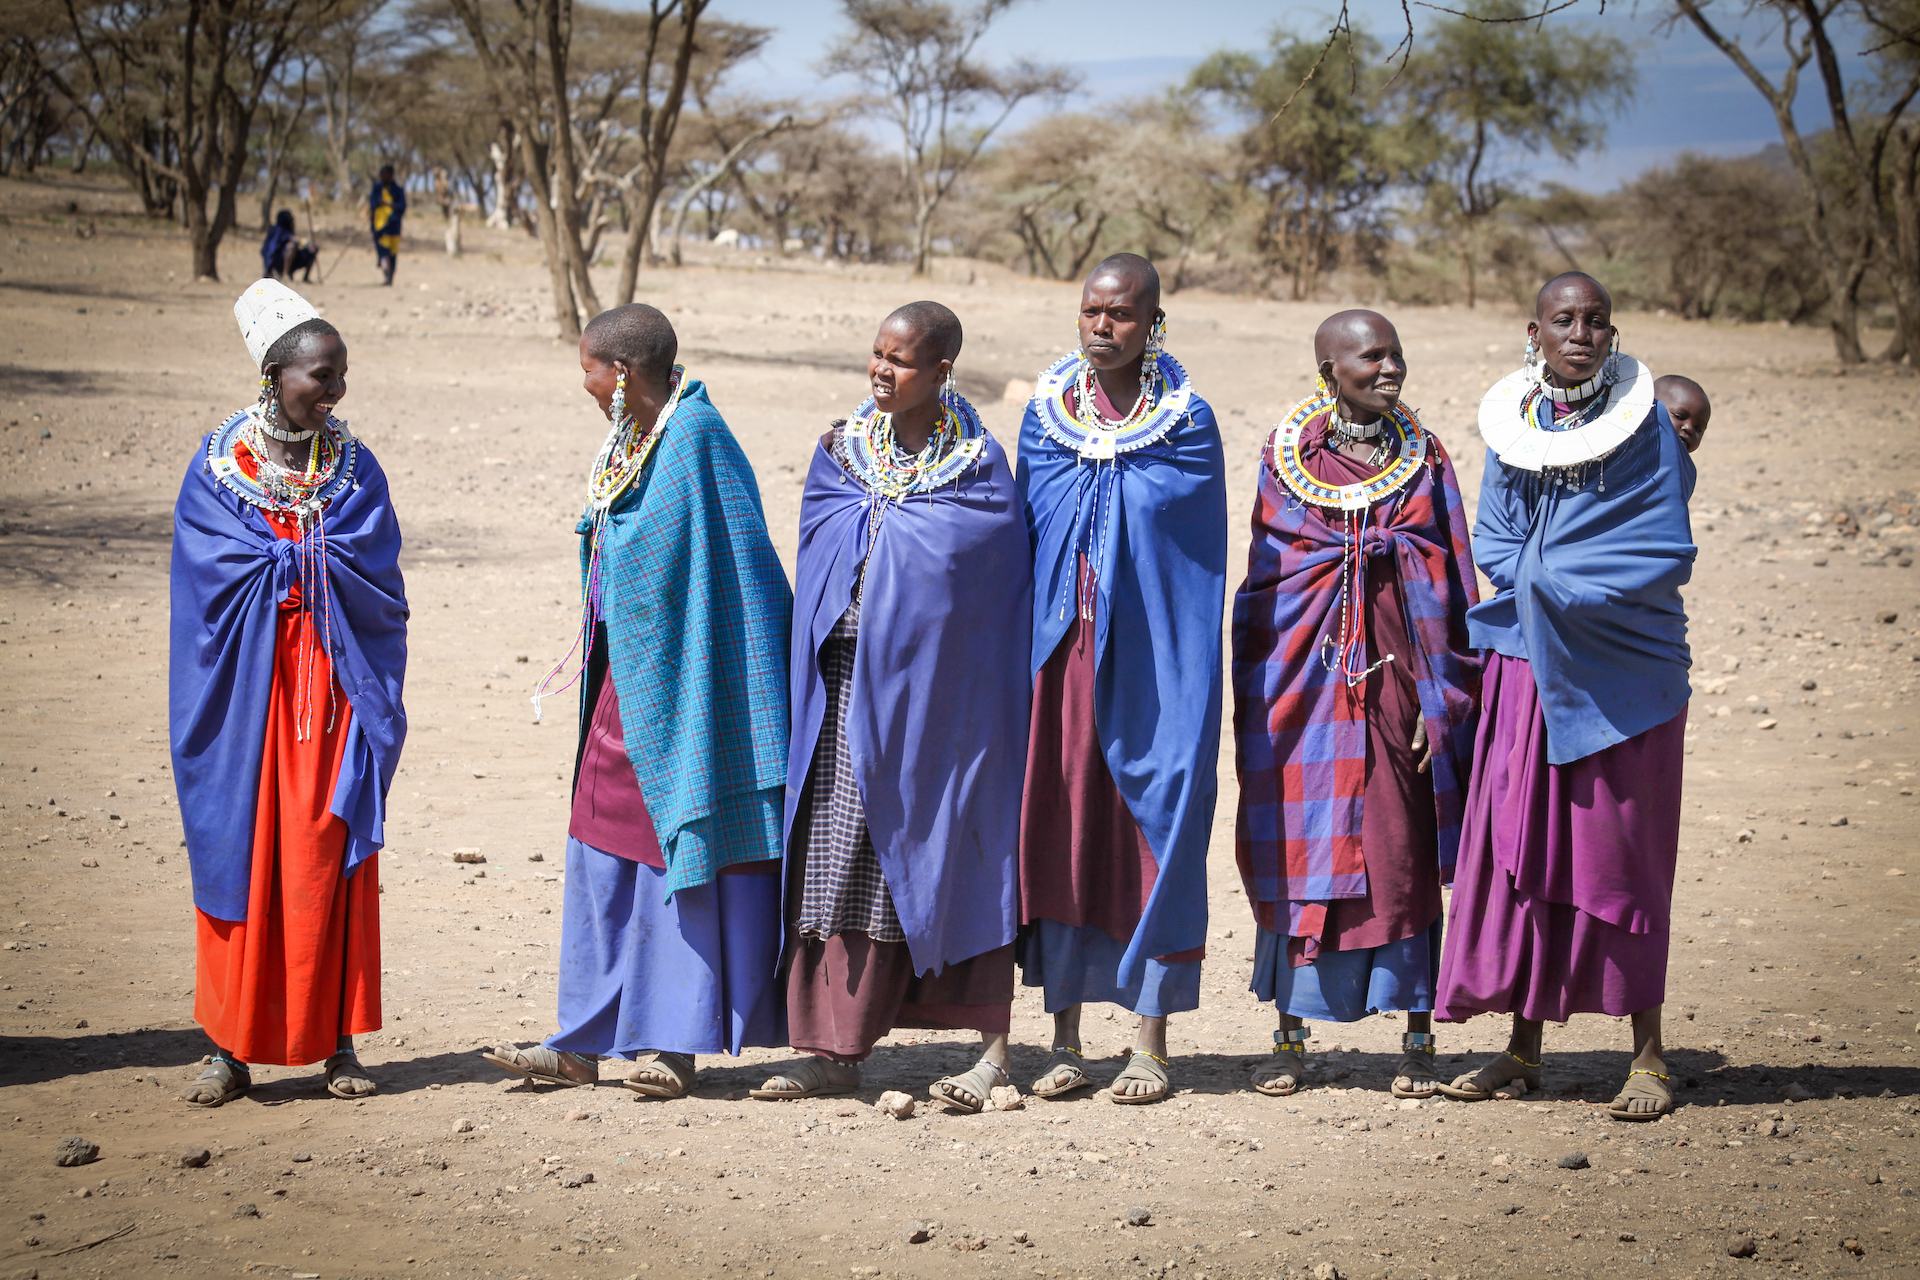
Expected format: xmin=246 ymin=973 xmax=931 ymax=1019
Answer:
xmin=483 ymin=304 xmax=791 ymax=1099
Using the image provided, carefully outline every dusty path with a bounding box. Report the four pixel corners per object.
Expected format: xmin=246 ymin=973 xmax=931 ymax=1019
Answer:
xmin=1 ymin=174 xmax=1916 ymax=1280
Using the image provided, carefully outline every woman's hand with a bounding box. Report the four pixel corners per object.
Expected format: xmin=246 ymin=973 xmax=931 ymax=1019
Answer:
xmin=1412 ymin=718 xmax=1433 ymax=774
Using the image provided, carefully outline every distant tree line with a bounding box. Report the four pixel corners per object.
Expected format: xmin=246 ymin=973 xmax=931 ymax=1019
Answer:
xmin=0 ymin=0 xmax=1912 ymax=358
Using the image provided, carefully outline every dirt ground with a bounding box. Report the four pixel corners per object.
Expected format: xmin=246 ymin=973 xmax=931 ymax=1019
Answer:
xmin=1 ymin=173 xmax=1917 ymax=1280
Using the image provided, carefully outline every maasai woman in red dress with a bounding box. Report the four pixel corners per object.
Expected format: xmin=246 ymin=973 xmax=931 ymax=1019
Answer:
xmin=172 ymin=280 xmax=408 ymax=1105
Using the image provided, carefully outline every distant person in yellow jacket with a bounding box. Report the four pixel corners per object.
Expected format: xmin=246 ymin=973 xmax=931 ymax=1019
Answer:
xmin=369 ymin=165 xmax=406 ymax=287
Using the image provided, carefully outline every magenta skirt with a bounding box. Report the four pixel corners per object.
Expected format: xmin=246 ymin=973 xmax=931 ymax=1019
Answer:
xmin=1434 ymin=653 xmax=1686 ymax=1023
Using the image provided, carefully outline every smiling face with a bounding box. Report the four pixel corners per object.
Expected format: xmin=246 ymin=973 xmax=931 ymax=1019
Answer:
xmin=868 ymin=315 xmax=947 ymax=419
xmin=1077 ymin=272 xmax=1160 ymax=374
xmin=578 ymin=338 xmax=626 ymax=419
xmin=1318 ymin=312 xmax=1406 ymax=422
xmin=268 ymin=332 xmax=348 ymax=433
xmin=1529 ymin=277 xmax=1615 ymax=389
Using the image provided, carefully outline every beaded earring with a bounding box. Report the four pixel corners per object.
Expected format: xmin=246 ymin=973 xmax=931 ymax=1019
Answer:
xmin=258 ymin=372 xmax=280 ymax=433
xmin=1523 ymin=337 xmax=1539 ymax=370
xmin=940 ymin=367 xmax=958 ymax=409
xmin=608 ymin=369 xmax=628 ymax=427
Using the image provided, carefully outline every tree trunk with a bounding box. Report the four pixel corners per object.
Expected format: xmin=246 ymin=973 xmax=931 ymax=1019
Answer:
xmin=1883 ymin=120 xmax=1919 ymax=365
xmin=541 ymin=0 xmax=601 ymax=320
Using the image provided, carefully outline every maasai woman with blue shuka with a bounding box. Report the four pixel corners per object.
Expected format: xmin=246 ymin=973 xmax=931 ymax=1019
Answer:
xmin=1435 ymin=272 xmax=1695 ymax=1123
xmin=172 ymin=278 xmax=408 ymax=1106
xmin=483 ymin=304 xmax=790 ymax=1100
xmin=1018 ymin=254 xmax=1226 ymax=1106
xmin=751 ymin=302 xmax=1031 ymax=1114
xmin=368 ymin=164 xmax=405 ymax=286
xmin=1233 ymin=310 xmax=1480 ymax=1102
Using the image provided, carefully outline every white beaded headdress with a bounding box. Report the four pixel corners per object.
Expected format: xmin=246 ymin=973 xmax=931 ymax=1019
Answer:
xmin=234 ymin=278 xmax=321 ymax=369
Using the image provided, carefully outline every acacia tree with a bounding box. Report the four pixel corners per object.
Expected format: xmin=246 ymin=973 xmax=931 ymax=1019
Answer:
xmin=824 ymin=0 xmax=1073 ymax=275
xmin=1399 ymin=0 xmax=1633 ymax=307
xmin=58 ymin=0 xmax=333 ymax=275
xmin=1671 ymin=0 xmax=1920 ymax=363
xmin=1189 ymin=29 xmax=1404 ymax=301
xmin=445 ymin=0 xmax=598 ymax=336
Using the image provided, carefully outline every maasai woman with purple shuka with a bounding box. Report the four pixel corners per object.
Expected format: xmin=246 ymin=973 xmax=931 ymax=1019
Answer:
xmin=173 ymin=279 xmax=407 ymax=1107
xmin=1018 ymin=254 xmax=1226 ymax=1107
xmin=1233 ymin=310 xmax=1480 ymax=1102
xmin=483 ymin=304 xmax=790 ymax=1100
xmin=1435 ymin=272 xmax=1696 ymax=1122
xmin=751 ymin=302 xmax=1031 ymax=1114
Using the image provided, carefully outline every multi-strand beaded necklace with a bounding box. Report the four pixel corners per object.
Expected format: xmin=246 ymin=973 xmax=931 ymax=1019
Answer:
xmin=841 ymin=390 xmax=986 ymax=600
xmin=531 ymin=367 xmax=688 ymax=723
xmin=1269 ymin=378 xmax=1432 ymax=688
xmin=206 ymin=403 xmax=358 ymax=739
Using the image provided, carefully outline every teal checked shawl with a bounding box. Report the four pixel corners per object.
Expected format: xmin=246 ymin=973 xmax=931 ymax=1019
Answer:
xmin=587 ymin=380 xmax=792 ymax=896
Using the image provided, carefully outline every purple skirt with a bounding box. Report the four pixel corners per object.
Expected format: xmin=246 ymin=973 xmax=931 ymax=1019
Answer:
xmin=1435 ymin=654 xmax=1686 ymax=1023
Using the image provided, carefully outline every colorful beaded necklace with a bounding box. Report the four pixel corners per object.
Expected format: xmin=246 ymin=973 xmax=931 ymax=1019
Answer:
xmin=530 ymin=366 xmax=689 ymax=723
xmin=205 ymin=405 xmax=358 ymax=739
xmin=843 ymin=389 xmax=985 ymax=498
xmin=1030 ymin=348 xmax=1193 ymax=461
xmin=1270 ymin=380 xmax=1428 ymax=514
xmin=1269 ymin=379 xmax=1431 ymax=687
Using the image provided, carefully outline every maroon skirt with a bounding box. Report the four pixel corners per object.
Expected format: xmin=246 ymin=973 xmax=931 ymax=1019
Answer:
xmin=1435 ymin=653 xmax=1686 ymax=1023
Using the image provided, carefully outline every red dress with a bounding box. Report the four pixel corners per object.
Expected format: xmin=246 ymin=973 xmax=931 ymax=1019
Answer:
xmin=192 ymin=448 xmax=382 ymax=1066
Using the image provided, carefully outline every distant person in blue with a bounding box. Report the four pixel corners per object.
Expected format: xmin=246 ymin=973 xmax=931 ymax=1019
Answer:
xmin=260 ymin=210 xmax=316 ymax=282
xmin=368 ymin=164 xmax=406 ymax=286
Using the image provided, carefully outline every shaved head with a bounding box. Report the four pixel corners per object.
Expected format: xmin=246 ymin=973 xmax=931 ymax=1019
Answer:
xmin=1313 ymin=309 xmax=1397 ymax=365
xmin=582 ymin=303 xmax=678 ymax=384
xmin=1086 ymin=252 xmax=1161 ymax=315
xmin=882 ymin=300 xmax=963 ymax=364
xmin=1536 ymin=271 xmax=1611 ymax=317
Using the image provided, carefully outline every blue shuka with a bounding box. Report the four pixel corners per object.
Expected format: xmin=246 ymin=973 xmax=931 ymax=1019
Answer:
xmin=589 ymin=380 xmax=792 ymax=895
xmin=1469 ymin=401 xmax=1696 ymax=765
xmin=1017 ymin=382 xmax=1228 ymax=986
xmin=785 ymin=427 xmax=1032 ymax=977
xmin=169 ymin=425 xmax=409 ymax=922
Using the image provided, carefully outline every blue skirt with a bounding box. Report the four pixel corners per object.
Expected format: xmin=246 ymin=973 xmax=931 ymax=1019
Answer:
xmin=1250 ymin=918 xmax=1441 ymax=1023
xmin=1019 ymin=919 xmax=1201 ymax=1018
xmin=547 ymin=837 xmax=786 ymax=1057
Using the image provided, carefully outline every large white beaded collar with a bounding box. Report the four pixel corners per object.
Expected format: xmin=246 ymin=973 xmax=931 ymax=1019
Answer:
xmin=1478 ymin=353 xmax=1655 ymax=471
xmin=1031 ymin=350 xmax=1194 ymax=461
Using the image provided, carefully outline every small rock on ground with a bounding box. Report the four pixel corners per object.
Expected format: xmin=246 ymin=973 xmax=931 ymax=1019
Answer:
xmin=231 ymin=1202 xmax=259 ymax=1219
xmin=1125 ymin=1207 xmax=1152 ymax=1227
xmin=903 ymin=1221 xmax=931 ymax=1244
xmin=875 ymin=1090 xmax=915 ymax=1119
xmin=1557 ymin=1151 xmax=1590 ymax=1170
xmin=986 ymin=1085 xmax=1022 ymax=1112
xmin=179 ymin=1148 xmax=210 ymax=1168
xmin=1312 ymin=1264 xmax=1341 ymax=1280
xmin=564 ymin=1109 xmax=591 ymax=1122
xmin=1728 ymin=1236 xmax=1757 ymax=1258
xmin=54 ymin=1137 xmax=98 ymax=1167
xmin=452 ymin=1118 xmax=474 ymax=1134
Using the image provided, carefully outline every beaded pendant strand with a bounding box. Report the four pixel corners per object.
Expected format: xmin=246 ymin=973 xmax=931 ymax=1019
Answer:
xmin=1267 ymin=383 xmax=1430 ymax=688
xmin=530 ymin=366 xmax=690 ymax=724
xmin=205 ymin=406 xmax=358 ymax=738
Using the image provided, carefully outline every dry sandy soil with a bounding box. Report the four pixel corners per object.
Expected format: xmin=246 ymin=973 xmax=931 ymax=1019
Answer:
xmin=1 ymin=174 xmax=1918 ymax=1280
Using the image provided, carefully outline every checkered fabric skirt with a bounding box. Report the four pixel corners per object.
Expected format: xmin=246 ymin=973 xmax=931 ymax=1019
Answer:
xmin=794 ymin=595 xmax=905 ymax=942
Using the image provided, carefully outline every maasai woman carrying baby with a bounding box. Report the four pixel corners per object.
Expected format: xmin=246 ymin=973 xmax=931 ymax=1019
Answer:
xmin=1435 ymin=272 xmax=1696 ymax=1122
xmin=172 ymin=279 xmax=408 ymax=1105
xmin=1232 ymin=310 xmax=1480 ymax=1100
xmin=752 ymin=302 xmax=1031 ymax=1112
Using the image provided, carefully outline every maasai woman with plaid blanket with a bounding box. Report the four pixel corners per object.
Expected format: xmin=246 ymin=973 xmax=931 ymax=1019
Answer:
xmin=1018 ymin=255 xmax=1226 ymax=1106
xmin=483 ymin=304 xmax=790 ymax=1100
xmin=1232 ymin=310 xmax=1480 ymax=1101
xmin=1435 ymin=274 xmax=1695 ymax=1123
xmin=751 ymin=303 xmax=1031 ymax=1113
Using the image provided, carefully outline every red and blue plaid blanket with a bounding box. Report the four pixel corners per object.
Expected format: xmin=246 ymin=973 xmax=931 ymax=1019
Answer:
xmin=1231 ymin=413 xmax=1480 ymax=960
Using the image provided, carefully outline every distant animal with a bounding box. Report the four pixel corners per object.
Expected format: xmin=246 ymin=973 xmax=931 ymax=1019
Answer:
xmin=712 ymin=228 xmax=741 ymax=248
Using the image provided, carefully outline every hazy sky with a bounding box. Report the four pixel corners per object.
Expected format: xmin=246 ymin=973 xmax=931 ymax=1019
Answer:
xmin=699 ymin=0 xmax=1823 ymax=191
